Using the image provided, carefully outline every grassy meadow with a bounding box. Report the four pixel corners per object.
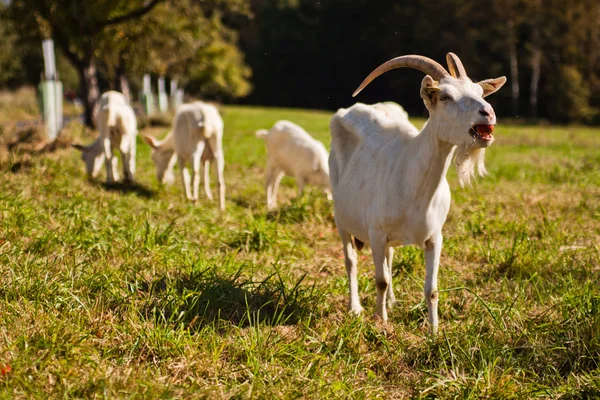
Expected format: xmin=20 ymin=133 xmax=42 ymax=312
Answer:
xmin=0 ymin=95 xmax=599 ymax=398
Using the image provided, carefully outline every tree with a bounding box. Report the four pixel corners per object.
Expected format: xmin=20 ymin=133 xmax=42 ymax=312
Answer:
xmin=96 ymin=0 xmax=251 ymax=102
xmin=8 ymin=0 xmax=163 ymax=126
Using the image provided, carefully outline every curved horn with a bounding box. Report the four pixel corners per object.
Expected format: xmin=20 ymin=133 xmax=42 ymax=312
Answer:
xmin=446 ymin=52 xmax=467 ymax=78
xmin=352 ymin=55 xmax=448 ymax=97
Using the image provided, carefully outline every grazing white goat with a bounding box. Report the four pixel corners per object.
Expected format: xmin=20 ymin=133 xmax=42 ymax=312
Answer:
xmin=72 ymin=91 xmax=137 ymax=184
xmin=144 ymin=102 xmax=226 ymax=210
xmin=255 ymin=120 xmax=331 ymax=209
xmin=329 ymin=53 xmax=506 ymax=333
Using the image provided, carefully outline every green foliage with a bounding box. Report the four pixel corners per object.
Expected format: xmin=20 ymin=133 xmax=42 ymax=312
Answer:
xmin=546 ymin=65 xmax=592 ymax=123
xmin=0 ymin=10 xmax=25 ymax=87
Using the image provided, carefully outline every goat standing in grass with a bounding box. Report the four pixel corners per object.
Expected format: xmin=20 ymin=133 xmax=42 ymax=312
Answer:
xmin=329 ymin=53 xmax=506 ymax=333
xmin=256 ymin=120 xmax=331 ymax=209
xmin=72 ymin=91 xmax=137 ymax=184
xmin=144 ymin=102 xmax=226 ymax=210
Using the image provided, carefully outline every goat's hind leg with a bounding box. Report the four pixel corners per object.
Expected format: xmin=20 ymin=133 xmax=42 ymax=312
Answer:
xmin=203 ymin=160 xmax=213 ymax=201
xmin=264 ymin=160 xmax=278 ymax=209
xmin=122 ymin=138 xmax=136 ymax=183
xmin=370 ymin=230 xmax=390 ymax=322
xmin=338 ymin=228 xmax=363 ymax=315
xmin=191 ymin=142 xmax=205 ymax=202
xmin=386 ymin=246 xmax=396 ymax=308
xmin=103 ymin=137 xmax=116 ymax=184
xmin=178 ymin=157 xmax=193 ymax=201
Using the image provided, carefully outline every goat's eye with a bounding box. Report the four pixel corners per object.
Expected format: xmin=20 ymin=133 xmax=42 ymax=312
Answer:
xmin=440 ymin=94 xmax=452 ymax=101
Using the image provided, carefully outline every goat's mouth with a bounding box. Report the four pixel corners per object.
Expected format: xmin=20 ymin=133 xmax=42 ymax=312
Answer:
xmin=469 ymin=124 xmax=495 ymax=143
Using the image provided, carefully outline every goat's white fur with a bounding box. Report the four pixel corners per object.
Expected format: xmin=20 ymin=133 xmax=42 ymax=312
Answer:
xmin=144 ymin=102 xmax=226 ymax=210
xmin=256 ymin=120 xmax=331 ymax=209
xmin=72 ymin=91 xmax=137 ymax=184
xmin=329 ymin=58 xmax=506 ymax=333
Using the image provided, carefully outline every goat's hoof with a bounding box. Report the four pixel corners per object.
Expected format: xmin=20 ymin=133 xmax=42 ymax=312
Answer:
xmin=348 ymin=305 xmax=364 ymax=315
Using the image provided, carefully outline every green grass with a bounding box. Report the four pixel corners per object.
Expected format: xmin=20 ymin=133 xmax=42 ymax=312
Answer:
xmin=1 ymin=102 xmax=599 ymax=398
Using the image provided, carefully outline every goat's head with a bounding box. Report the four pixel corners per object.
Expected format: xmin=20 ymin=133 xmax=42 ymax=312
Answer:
xmin=353 ymin=53 xmax=506 ymax=185
xmin=143 ymin=135 xmax=176 ymax=185
xmin=353 ymin=53 xmax=506 ymax=148
xmin=72 ymin=141 xmax=105 ymax=179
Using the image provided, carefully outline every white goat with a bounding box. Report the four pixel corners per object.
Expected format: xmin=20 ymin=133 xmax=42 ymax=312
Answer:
xmin=329 ymin=53 xmax=506 ymax=333
xmin=255 ymin=120 xmax=331 ymax=209
xmin=144 ymin=102 xmax=226 ymax=210
xmin=72 ymin=91 xmax=137 ymax=184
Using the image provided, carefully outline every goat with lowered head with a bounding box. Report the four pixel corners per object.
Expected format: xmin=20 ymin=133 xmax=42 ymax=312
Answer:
xmin=144 ymin=101 xmax=226 ymax=210
xmin=256 ymin=120 xmax=331 ymax=209
xmin=72 ymin=91 xmax=137 ymax=184
xmin=329 ymin=53 xmax=506 ymax=333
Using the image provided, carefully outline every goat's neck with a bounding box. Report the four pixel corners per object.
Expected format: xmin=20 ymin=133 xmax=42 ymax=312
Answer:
xmin=405 ymin=120 xmax=456 ymax=201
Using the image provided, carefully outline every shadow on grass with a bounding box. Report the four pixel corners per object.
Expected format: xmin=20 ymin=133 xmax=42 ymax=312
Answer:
xmin=93 ymin=180 xmax=156 ymax=198
xmin=140 ymin=267 xmax=320 ymax=331
xmin=266 ymin=193 xmax=334 ymax=225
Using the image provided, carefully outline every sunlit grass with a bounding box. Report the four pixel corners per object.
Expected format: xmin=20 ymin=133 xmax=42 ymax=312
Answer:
xmin=0 ymin=103 xmax=599 ymax=398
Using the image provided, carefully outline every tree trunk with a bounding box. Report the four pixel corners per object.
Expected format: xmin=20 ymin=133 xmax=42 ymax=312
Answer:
xmin=528 ymin=0 xmax=542 ymax=120
xmin=115 ymin=52 xmax=131 ymax=103
xmin=119 ymin=74 xmax=131 ymax=104
xmin=529 ymin=45 xmax=541 ymax=120
xmin=80 ymin=60 xmax=100 ymax=128
xmin=507 ymin=19 xmax=520 ymax=117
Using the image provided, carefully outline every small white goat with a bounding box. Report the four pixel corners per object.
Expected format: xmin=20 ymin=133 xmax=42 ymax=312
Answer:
xmin=256 ymin=120 xmax=331 ymax=209
xmin=144 ymin=101 xmax=226 ymax=210
xmin=329 ymin=53 xmax=506 ymax=333
xmin=72 ymin=91 xmax=137 ymax=184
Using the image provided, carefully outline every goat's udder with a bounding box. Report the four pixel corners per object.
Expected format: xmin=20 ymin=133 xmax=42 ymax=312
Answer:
xmin=353 ymin=237 xmax=364 ymax=251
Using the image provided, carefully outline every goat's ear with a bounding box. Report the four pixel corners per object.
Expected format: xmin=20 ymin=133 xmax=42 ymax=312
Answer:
xmin=420 ymin=75 xmax=440 ymax=107
xmin=143 ymin=135 xmax=159 ymax=148
xmin=71 ymin=143 xmax=86 ymax=151
xmin=479 ymin=76 xmax=507 ymax=97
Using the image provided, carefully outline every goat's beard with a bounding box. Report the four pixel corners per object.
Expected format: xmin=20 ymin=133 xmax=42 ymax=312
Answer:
xmin=454 ymin=143 xmax=487 ymax=187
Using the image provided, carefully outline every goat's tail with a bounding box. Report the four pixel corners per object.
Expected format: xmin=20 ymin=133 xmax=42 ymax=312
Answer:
xmin=255 ymin=129 xmax=269 ymax=139
xmin=106 ymin=104 xmax=118 ymax=128
xmin=198 ymin=121 xmax=212 ymax=138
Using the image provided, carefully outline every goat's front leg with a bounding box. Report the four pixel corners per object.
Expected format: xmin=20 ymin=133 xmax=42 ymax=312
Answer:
xmin=178 ymin=157 xmax=193 ymax=201
xmin=386 ymin=246 xmax=396 ymax=308
xmin=338 ymin=227 xmax=362 ymax=315
xmin=191 ymin=142 xmax=205 ymax=202
xmin=424 ymin=231 xmax=442 ymax=334
xmin=370 ymin=230 xmax=390 ymax=322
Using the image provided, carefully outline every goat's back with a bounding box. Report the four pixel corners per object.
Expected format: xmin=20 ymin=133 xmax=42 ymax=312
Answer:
xmin=174 ymin=102 xmax=223 ymax=139
xmin=172 ymin=102 xmax=223 ymax=158
xmin=263 ymin=120 xmax=329 ymax=178
xmin=96 ymin=91 xmax=136 ymax=139
xmin=329 ymin=103 xmax=415 ymax=189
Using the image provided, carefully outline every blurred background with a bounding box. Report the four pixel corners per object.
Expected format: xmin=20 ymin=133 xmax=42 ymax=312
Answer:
xmin=1 ymin=0 xmax=599 ymax=126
